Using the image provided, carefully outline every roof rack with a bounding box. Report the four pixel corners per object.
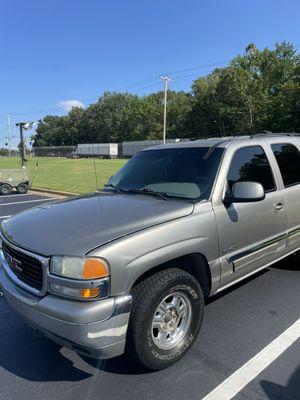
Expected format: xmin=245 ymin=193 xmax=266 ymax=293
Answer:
xmin=250 ymin=132 xmax=300 ymax=138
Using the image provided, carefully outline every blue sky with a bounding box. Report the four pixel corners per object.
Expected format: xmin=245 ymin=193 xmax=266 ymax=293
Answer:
xmin=0 ymin=0 xmax=299 ymax=147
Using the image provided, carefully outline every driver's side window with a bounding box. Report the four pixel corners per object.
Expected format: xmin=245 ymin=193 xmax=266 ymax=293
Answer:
xmin=227 ymin=146 xmax=276 ymax=192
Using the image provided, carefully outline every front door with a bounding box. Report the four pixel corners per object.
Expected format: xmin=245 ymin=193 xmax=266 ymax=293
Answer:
xmin=213 ymin=144 xmax=287 ymax=287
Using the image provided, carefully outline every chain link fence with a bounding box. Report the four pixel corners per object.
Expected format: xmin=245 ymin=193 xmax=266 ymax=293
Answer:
xmin=32 ymin=140 xmax=188 ymax=158
xmin=32 ymin=146 xmax=75 ymax=157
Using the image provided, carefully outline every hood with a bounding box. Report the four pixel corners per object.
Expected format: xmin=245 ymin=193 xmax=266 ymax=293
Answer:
xmin=1 ymin=192 xmax=194 ymax=256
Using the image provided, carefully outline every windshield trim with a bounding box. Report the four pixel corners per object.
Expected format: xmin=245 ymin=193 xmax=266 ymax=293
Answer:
xmin=206 ymin=145 xmax=227 ymax=202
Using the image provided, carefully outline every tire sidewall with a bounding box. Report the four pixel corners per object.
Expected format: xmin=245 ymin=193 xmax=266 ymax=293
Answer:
xmin=139 ymin=275 xmax=204 ymax=369
xmin=0 ymin=184 xmax=12 ymax=195
xmin=17 ymin=183 xmax=28 ymax=194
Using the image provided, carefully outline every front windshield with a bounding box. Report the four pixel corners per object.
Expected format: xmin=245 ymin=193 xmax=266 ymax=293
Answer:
xmin=106 ymin=147 xmax=224 ymax=200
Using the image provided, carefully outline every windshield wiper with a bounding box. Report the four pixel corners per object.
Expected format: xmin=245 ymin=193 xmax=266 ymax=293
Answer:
xmin=104 ymin=185 xmax=181 ymax=201
xmin=103 ymin=184 xmax=125 ymax=193
xmin=122 ymin=188 xmax=169 ymax=200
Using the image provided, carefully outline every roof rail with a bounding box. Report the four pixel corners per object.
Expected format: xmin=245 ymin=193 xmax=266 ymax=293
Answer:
xmin=250 ymin=132 xmax=300 ymax=138
xmin=202 ymin=138 xmax=233 ymax=160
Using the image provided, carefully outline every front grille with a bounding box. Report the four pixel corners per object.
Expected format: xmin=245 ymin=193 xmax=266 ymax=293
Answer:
xmin=2 ymin=242 xmax=44 ymax=291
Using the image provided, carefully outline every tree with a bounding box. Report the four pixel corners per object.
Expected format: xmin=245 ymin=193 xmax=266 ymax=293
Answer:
xmin=33 ymin=41 xmax=300 ymax=147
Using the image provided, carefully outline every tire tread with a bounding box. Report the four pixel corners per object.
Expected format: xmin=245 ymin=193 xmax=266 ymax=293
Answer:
xmin=127 ymin=268 xmax=203 ymax=370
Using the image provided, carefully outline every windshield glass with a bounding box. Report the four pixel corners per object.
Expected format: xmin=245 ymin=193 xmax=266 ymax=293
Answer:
xmin=106 ymin=147 xmax=224 ymax=200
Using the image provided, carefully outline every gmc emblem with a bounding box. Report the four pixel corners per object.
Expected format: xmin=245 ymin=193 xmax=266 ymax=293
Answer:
xmin=5 ymin=253 xmax=23 ymax=273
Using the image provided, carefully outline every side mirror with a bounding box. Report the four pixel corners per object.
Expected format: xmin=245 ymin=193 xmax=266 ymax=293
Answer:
xmin=225 ymin=181 xmax=265 ymax=203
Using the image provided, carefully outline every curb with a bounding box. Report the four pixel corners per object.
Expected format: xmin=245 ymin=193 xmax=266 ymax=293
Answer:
xmin=30 ymin=187 xmax=79 ymax=197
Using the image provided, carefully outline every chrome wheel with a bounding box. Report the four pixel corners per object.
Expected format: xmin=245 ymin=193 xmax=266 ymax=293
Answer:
xmin=151 ymin=292 xmax=192 ymax=350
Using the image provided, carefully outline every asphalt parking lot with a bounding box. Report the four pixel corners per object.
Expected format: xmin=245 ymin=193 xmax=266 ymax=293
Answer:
xmin=0 ymin=193 xmax=299 ymax=400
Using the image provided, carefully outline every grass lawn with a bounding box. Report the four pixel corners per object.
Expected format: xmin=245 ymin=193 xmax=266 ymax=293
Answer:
xmin=0 ymin=157 xmax=127 ymax=194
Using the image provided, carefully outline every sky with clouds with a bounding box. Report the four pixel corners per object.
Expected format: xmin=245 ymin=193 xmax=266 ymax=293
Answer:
xmin=0 ymin=0 xmax=299 ymax=147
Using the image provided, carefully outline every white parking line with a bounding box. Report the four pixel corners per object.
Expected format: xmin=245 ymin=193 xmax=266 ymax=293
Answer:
xmin=0 ymin=198 xmax=58 ymax=207
xmin=0 ymin=193 xmax=36 ymax=198
xmin=202 ymin=319 xmax=300 ymax=400
xmin=0 ymin=215 xmax=11 ymax=219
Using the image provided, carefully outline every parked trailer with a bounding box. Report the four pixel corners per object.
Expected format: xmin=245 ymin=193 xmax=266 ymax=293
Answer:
xmin=0 ymin=168 xmax=29 ymax=195
xmin=121 ymin=139 xmax=181 ymax=157
xmin=77 ymin=143 xmax=118 ymax=158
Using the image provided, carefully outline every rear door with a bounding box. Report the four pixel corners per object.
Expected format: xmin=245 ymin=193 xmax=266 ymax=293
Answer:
xmin=271 ymin=142 xmax=300 ymax=252
xmin=212 ymin=143 xmax=287 ymax=287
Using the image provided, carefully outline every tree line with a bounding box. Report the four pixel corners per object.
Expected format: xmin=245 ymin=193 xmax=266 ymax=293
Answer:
xmin=33 ymin=42 xmax=300 ymax=147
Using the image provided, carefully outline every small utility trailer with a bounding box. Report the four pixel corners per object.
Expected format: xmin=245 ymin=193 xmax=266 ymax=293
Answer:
xmin=0 ymin=168 xmax=29 ymax=195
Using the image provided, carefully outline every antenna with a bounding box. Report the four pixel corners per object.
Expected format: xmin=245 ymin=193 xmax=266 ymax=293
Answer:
xmin=92 ymin=144 xmax=99 ymax=190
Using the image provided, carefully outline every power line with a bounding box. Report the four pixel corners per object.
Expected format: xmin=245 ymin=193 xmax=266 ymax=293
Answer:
xmin=129 ymin=81 xmax=162 ymax=94
xmin=1 ymin=60 xmax=230 ymax=118
xmin=11 ymin=106 xmax=63 ymax=117
xmin=167 ymin=60 xmax=229 ymax=76
xmin=116 ymin=75 xmax=159 ymax=91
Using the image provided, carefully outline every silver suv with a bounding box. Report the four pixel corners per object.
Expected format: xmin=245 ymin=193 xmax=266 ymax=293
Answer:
xmin=1 ymin=134 xmax=300 ymax=370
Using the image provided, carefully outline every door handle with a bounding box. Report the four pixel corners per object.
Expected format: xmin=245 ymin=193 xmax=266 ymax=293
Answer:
xmin=274 ymin=202 xmax=284 ymax=211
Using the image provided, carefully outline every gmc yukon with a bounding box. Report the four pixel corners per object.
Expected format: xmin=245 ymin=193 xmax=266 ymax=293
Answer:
xmin=0 ymin=134 xmax=300 ymax=370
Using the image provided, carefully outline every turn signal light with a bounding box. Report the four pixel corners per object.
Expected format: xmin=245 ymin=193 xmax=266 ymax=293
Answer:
xmin=82 ymin=259 xmax=109 ymax=279
xmin=81 ymin=288 xmax=100 ymax=298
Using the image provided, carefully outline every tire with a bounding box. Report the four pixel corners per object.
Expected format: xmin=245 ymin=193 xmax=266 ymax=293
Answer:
xmin=127 ymin=268 xmax=204 ymax=370
xmin=0 ymin=184 xmax=12 ymax=195
xmin=16 ymin=183 xmax=29 ymax=194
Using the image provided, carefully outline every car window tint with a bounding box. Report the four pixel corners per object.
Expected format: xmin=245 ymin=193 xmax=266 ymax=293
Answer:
xmin=271 ymin=143 xmax=300 ymax=187
xmin=227 ymin=146 xmax=275 ymax=192
xmin=108 ymin=147 xmax=224 ymax=200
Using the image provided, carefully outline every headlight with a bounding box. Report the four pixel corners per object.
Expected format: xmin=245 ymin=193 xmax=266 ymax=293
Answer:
xmin=49 ymin=256 xmax=110 ymax=300
xmin=50 ymin=256 xmax=109 ymax=280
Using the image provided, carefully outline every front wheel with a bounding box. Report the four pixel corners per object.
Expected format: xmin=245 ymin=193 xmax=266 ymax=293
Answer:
xmin=127 ymin=268 xmax=204 ymax=370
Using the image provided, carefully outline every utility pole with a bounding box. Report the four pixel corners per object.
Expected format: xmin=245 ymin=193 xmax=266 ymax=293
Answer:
xmin=7 ymin=114 xmax=12 ymax=157
xmin=160 ymin=75 xmax=173 ymax=144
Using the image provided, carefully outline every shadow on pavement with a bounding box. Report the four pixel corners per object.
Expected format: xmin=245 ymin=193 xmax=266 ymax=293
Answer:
xmin=0 ymin=307 xmax=92 ymax=382
xmin=261 ymin=366 xmax=300 ymax=400
xmin=272 ymin=253 xmax=300 ymax=271
xmin=81 ymin=353 xmax=150 ymax=375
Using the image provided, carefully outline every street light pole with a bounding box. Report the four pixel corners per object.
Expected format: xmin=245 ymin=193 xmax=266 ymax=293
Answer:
xmin=16 ymin=123 xmax=26 ymax=167
xmin=15 ymin=121 xmax=34 ymax=167
xmin=160 ymin=75 xmax=173 ymax=144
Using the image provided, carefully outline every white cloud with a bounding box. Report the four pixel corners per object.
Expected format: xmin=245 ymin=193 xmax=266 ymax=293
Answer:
xmin=58 ymin=99 xmax=84 ymax=111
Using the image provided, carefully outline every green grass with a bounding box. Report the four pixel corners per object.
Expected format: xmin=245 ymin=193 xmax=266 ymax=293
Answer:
xmin=0 ymin=157 xmax=127 ymax=194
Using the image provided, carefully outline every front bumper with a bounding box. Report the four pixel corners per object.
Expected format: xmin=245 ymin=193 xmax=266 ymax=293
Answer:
xmin=0 ymin=260 xmax=132 ymax=359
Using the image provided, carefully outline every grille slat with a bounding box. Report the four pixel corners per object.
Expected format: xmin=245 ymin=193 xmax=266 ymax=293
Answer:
xmin=16 ymin=273 xmax=41 ymax=287
xmin=2 ymin=242 xmax=44 ymax=291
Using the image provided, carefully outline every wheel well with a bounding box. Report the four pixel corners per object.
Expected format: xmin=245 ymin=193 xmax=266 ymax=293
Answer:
xmin=132 ymin=253 xmax=212 ymax=298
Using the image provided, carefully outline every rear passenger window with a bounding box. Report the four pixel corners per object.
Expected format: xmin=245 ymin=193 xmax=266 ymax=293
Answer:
xmin=227 ymin=146 xmax=275 ymax=192
xmin=271 ymin=143 xmax=300 ymax=187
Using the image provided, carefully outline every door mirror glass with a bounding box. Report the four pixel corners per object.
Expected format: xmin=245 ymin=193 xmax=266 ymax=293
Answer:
xmin=230 ymin=181 xmax=265 ymax=203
